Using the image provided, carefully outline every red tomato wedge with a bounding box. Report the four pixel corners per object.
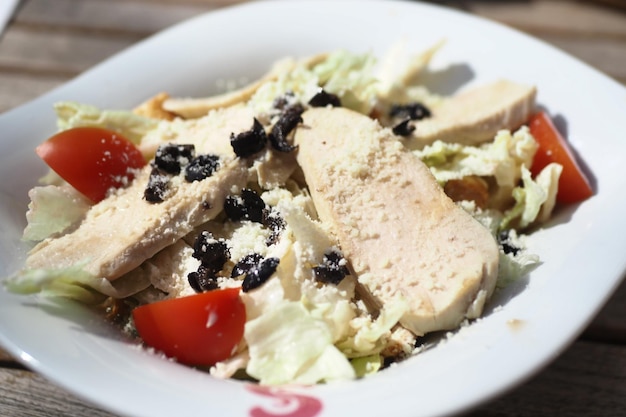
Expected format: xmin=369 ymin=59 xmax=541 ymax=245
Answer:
xmin=132 ymin=288 xmax=246 ymax=366
xmin=35 ymin=127 xmax=146 ymax=203
xmin=528 ymin=111 xmax=593 ymax=204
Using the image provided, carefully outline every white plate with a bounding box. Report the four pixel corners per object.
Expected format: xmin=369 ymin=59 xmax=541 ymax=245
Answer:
xmin=1 ymin=1 xmax=625 ymax=416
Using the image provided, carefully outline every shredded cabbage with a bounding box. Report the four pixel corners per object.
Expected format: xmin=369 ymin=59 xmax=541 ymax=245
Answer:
xmin=501 ymin=163 xmax=562 ymax=229
xmin=23 ymin=185 xmax=91 ymax=241
xmin=244 ymin=300 xmax=355 ymax=385
xmin=414 ymin=126 xmax=537 ymax=189
xmin=351 ymin=354 xmax=383 ymax=378
xmin=6 ymin=262 xmax=152 ymax=303
xmin=338 ymin=297 xmax=408 ymax=356
xmin=312 ymin=50 xmax=379 ymax=114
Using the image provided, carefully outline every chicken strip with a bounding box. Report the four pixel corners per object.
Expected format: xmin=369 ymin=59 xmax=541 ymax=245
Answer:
xmin=25 ymin=106 xmax=254 ymax=281
xmin=295 ymin=107 xmax=499 ymax=336
xmin=404 ymin=79 xmax=536 ymax=149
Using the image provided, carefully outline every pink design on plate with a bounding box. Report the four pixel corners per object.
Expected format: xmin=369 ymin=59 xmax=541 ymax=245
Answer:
xmin=246 ymin=385 xmax=323 ymax=417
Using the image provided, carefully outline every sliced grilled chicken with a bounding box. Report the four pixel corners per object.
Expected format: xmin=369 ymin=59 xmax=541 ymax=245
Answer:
xmin=294 ymin=107 xmax=499 ymax=336
xmin=404 ymin=79 xmax=536 ymax=149
xmin=25 ymin=106 xmax=254 ymax=281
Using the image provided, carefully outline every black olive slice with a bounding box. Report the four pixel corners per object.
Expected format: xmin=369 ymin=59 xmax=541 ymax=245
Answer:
xmin=389 ymin=102 xmax=431 ymax=121
xmin=224 ymin=188 xmax=267 ymax=224
xmin=313 ymin=250 xmax=349 ymax=285
xmin=272 ymin=92 xmax=297 ymax=110
xmin=392 ymin=118 xmax=416 ymax=137
xmin=264 ymin=211 xmax=285 ymax=246
xmin=184 ymin=154 xmax=220 ymax=182
xmin=144 ymin=168 xmax=170 ymax=203
xmin=308 ymin=89 xmax=341 ymax=108
xmin=192 ymin=231 xmax=230 ymax=273
xmin=268 ymin=104 xmax=304 ymax=152
xmin=188 ymin=265 xmax=219 ymax=293
xmin=230 ymin=118 xmax=267 ymax=157
xmin=241 ymin=257 xmax=280 ymax=292
xmin=498 ymin=229 xmax=521 ymax=256
xmin=154 ymin=144 xmax=195 ymax=174
xmin=231 ymin=253 xmax=264 ymax=278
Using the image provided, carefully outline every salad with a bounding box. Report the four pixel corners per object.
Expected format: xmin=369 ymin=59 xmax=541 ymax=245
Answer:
xmin=5 ymin=42 xmax=592 ymax=385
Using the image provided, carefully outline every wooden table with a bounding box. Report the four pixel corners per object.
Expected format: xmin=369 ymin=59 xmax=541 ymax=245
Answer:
xmin=1 ymin=1 xmax=625 ymax=416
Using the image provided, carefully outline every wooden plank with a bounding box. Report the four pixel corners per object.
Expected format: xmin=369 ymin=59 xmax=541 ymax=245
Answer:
xmin=468 ymin=340 xmax=626 ymax=416
xmin=584 ymin=276 xmax=626 ymax=343
xmin=1 ymin=0 xmax=624 ymax=104
xmin=0 ymin=27 xmax=140 ymax=75
xmin=453 ymin=0 xmax=626 ymax=83
xmin=113 ymin=0 xmax=250 ymax=7
xmin=468 ymin=0 xmax=626 ymax=38
xmin=107 ymin=0 xmax=249 ymax=7
xmin=4 ymin=1 xmax=625 ymax=85
xmin=0 ymin=368 xmax=117 ymax=417
xmin=0 ymin=0 xmax=254 ymax=112
xmin=20 ymin=0 xmax=625 ymax=42
xmin=15 ymin=0 xmax=214 ymax=35
xmin=588 ymin=0 xmax=626 ymax=10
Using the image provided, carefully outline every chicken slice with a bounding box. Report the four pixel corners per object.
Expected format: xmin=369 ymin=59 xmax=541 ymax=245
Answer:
xmin=294 ymin=107 xmax=499 ymax=336
xmin=25 ymin=106 xmax=254 ymax=281
xmin=405 ymin=79 xmax=536 ymax=149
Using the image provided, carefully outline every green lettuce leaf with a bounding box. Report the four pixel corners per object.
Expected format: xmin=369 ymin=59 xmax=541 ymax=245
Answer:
xmin=22 ymin=185 xmax=91 ymax=241
xmin=244 ymin=300 xmax=355 ymax=385
xmin=501 ymin=163 xmax=562 ymax=230
xmin=351 ymin=354 xmax=383 ymax=378
xmin=414 ymin=126 xmax=537 ymax=188
xmin=312 ymin=50 xmax=379 ymax=114
xmin=6 ymin=263 xmax=107 ymax=304
xmin=337 ymin=297 xmax=408 ymax=357
xmin=5 ymin=262 xmax=152 ymax=303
